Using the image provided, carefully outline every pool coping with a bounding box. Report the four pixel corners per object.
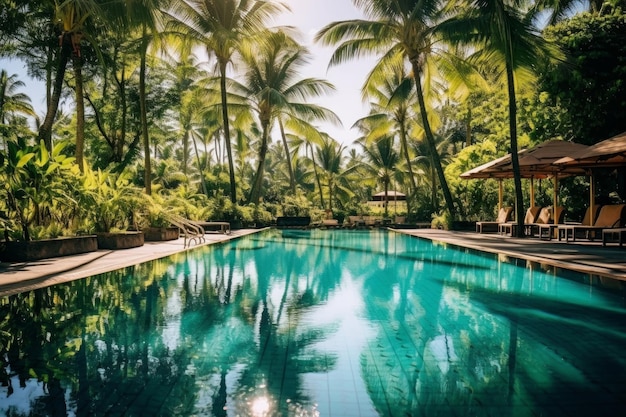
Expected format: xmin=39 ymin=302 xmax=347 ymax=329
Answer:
xmin=2 ymin=227 xmax=625 ymax=297
xmin=394 ymin=228 xmax=626 ymax=282
xmin=0 ymin=229 xmax=264 ymax=297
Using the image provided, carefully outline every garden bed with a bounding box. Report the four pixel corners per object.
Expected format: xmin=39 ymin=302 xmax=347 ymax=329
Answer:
xmin=96 ymin=231 xmax=144 ymax=250
xmin=143 ymin=227 xmax=179 ymax=241
xmin=0 ymin=235 xmax=98 ymax=262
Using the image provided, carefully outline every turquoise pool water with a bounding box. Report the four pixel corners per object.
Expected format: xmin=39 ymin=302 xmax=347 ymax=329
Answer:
xmin=1 ymin=229 xmax=625 ymax=416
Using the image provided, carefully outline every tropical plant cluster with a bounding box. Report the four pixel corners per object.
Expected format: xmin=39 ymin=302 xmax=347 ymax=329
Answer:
xmin=1 ymin=0 xmax=625 ymax=241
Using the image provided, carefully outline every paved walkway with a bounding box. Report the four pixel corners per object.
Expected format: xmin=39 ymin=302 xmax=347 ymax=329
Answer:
xmin=397 ymin=228 xmax=626 ymax=281
xmin=1 ymin=228 xmax=625 ymax=297
xmin=0 ymin=230 xmax=259 ymax=297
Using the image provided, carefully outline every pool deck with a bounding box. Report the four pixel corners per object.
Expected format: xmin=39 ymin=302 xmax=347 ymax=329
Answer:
xmin=1 ymin=228 xmax=625 ymax=297
xmin=0 ymin=229 xmax=259 ymax=297
xmin=397 ymin=228 xmax=626 ymax=281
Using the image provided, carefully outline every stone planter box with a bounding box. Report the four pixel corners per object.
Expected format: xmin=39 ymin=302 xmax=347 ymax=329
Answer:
xmin=96 ymin=231 xmax=144 ymax=250
xmin=0 ymin=235 xmax=98 ymax=262
xmin=143 ymin=227 xmax=179 ymax=242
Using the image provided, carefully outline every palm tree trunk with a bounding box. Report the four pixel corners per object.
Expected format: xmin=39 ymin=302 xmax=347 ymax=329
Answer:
xmin=219 ymin=61 xmax=237 ymax=203
xmin=192 ymin=131 xmax=209 ymax=196
xmin=466 ymin=107 xmax=472 ymax=147
xmin=116 ymin=67 xmax=127 ymax=162
xmin=506 ymin=62 xmax=525 ymax=237
xmin=183 ymin=130 xmax=189 ymax=176
xmin=328 ymin=179 xmax=333 ymax=212
xmin=249 ymin=120 xmax=270 ymax=204
xmin=279 ymin=119 xmax=296 ymax=193
xmin=410 ymin=59 xmax=456 ymax=219
xmin=39 ymin=35 xmax=72 ymax=151
xmin=398 ymin=116 xmax=418 ymax=193
xmin=73 ymin=52 xmax=85 ymax=172
xmin=431 ymin=162 xmax=437 ymax=211
xmin=139 ymin=25 xmax=151 ymax=195
xmin=384 ymin=181 xmax=389 ymax=218
xmin=309 ymin=143 xmax=325 ymax=208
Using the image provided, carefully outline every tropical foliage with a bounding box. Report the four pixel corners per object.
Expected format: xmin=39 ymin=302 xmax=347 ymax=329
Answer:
xmin=0 ymin=0 xmax=625 ymax=242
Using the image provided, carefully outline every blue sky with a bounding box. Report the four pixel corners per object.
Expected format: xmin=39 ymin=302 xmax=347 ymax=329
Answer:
xmin=2 ymin=0 xmax=372 ymax=145
xmin=274 ymin=0 xmax=373 ymax=145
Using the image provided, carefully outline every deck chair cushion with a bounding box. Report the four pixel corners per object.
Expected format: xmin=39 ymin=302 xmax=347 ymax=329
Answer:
xmin=495 ymin=207 xmax=513 ymax=223
xmin=554 ymin=206 xmax=565 ymax=224
xmin=581 ymin=205 xmax=601 ymax=226
xmin=536 ymin=207 xmax=552 ymax=224
xmin=593 ymin=204 xmax=626 ymax=228
xmin=524 ymin=206 xmax=541 ymax=224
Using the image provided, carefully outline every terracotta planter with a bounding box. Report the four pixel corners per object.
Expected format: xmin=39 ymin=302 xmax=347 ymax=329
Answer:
xmin=0 ymin=235 xmax=98 ymax=262
xmin=143 ymin=227 xmax=179 ymax=242
xmin=96 ymin=231 xmax=144 ymax=250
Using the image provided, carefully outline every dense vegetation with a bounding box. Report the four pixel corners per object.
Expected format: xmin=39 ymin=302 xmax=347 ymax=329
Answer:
xmin=1 ymin=0 xmax=625 ymax=241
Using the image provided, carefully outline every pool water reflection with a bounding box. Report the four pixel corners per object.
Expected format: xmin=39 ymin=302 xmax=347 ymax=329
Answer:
xmin=1 ymin=229 xmax=625 ymax=416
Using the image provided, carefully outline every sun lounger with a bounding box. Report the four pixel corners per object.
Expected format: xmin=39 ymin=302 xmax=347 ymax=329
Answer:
xmin=475 ymin=206 xmax=513 ymax=233
xmin=558 ymin=204 xmax=626 ymax=242
xmin=556 ymin=205 xmax=601 ymax=240
xmin=530 ymin=206 xmax=564 ymax=239
xmin=498 ymin=206 xmax=541 ymax=236
xmin=194 ymin=221 xmax=231 ymax=234
xmin=602 ymin=227 xmax=626 ymax=247
xmin=319 ymin=219 xmax=340 ymax=228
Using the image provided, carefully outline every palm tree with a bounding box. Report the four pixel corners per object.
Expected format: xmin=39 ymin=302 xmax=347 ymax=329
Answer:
xmin=358 ymin=59 xmax=419 ymax=195
xmin=38 ymin=0 xmax=101 ymax=171
xmin=122 ymin=0 xmax=171 ymax=195
xmin=0 ymin=70 xmax=34 ymax=148
xmin=314 ymin=138 xmax=359 ymax=213
xmin=315 ymin=0 xmax=458 ymax=219
xmin=239 ymin=31 xmax=338 ymax=204
xmin=167 ymin=0 xmax=287 ymax=203
xmin=439 ymin=0 xmax=560 ymax=236
xmin=361 ymin=135 xmax=400 ymax=218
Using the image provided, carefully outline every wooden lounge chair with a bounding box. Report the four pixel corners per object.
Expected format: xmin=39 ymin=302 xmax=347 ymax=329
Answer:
xmin=533 ymin=206 xmax=565 ymax=239
xmin=498 ymin=206 xmax=541 ymax=236
xmin=319 ymin=219 xmax=340 ymax=228
xmin=557 ymin=205 xmax=600 ymax=240
xmin=559 ymin=204 xmax=626 ymax=242
xmin=475 ymin=206 xmax=513 ymax=233
xmin=194 ymin=220 xmax=231 ymax=235
xmin=602 ymin=227 xmax=626 ymax=247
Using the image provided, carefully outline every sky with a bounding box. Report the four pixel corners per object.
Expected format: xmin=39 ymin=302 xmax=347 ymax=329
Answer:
xmin=2 ymin=0 xmax=372 ymax=146
xmin=273 ymin=0 xmax=374 ymax=145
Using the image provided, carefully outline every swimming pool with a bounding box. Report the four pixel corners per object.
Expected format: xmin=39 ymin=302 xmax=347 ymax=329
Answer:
xmin=1 ymin=229 xmax=625 ymax=416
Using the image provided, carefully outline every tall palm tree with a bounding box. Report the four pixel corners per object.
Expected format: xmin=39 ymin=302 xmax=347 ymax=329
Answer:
xmin=122 ymin=0 xmax=171 ymax=195
xmin=361 ymin=135 xmax=400 ymax=218
xmin=240 ymin=31 xmax=338 ymax=204
xmin=38 ymin=0 xmax=101 ymax=170
xmin=315 ymin=0 xmax=458 ymax=219
xmin=0 ymin=70 xmax=34 ymax=148
xmin=440 ymin=0 xmax=560 ymax=236
xmin=167 ymin=0 xmax=287 ymax=203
